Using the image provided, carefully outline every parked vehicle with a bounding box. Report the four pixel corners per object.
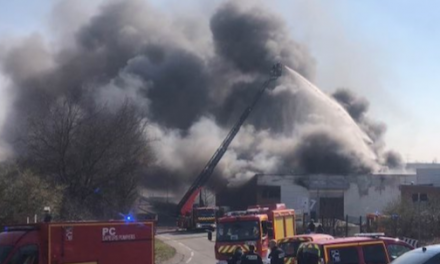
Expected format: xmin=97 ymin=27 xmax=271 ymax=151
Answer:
xmin=297 ymin=233 xmax=413 ymax=264
xmin=0 ymin=220 xmax=155 ymax=264
xmin=215 ymin=203 xmax=295 ymax=263
xmin=391 ymin=244 xmax=440 ymax=264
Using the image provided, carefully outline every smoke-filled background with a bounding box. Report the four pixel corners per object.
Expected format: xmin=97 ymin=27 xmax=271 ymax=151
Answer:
xmin=0 ymin=0 xmax=402 ymax=199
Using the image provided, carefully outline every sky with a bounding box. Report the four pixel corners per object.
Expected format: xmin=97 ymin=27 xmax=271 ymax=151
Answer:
xmin=0 ymin=0 xmax=439 ymax=162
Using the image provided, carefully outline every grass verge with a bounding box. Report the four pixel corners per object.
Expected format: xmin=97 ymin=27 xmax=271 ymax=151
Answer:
xmin=155 ymin=238 xmax=176 ymax=263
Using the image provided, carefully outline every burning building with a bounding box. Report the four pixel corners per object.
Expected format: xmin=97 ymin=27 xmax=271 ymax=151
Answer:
xmin=217 ymin=165 xmax=440 ymax=220
xmin=216 ymin=173 xmax=412 ymax=219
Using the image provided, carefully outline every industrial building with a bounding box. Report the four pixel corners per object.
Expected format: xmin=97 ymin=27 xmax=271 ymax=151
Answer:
xmin=400 ymin=166 xmax=440 ymax=203
xmin=216 ymin=165 xmax=440 ymax=220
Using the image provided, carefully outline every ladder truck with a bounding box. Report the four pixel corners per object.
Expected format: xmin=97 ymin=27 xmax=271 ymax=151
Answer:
xmin=176 ymin=63 xmax=283 ymax=231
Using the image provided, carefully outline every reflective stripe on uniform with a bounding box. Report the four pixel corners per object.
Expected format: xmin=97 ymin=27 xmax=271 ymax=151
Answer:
xmin=198 ymin=217 xmax=215 ymax=221
xmin=284 ymin=257 xmax=294 ymax=264
xmin=303 ymin=244 xmax=321 ymax=257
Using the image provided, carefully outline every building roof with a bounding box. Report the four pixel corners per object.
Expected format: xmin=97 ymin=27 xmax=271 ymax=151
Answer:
xmin=256 ymin=174 xmax=404 ymax=190
xmin=406 ymin=163 xmax=440 ymax=170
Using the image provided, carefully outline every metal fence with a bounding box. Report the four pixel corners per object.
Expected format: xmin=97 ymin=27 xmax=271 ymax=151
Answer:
xmin=295 ymin=214 xmax=426 ymax=247
xmin=303 ymin=215 xmax=420 ymax=239
xmin=318 ymin=215 xmax=363 ymax=237
xmin=296 ymin=215 xmax=363 ymax=237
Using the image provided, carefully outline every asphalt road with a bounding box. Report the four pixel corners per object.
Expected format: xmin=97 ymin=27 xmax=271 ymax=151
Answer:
xmin=157 ymin=231 xmax=216 ymax=264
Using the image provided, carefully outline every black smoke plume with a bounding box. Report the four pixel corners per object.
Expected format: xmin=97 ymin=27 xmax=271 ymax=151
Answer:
xmin=331 ymin=88 xmax=403 ymax=169
xmin=0 ymin=0 xmax=399 ymax=196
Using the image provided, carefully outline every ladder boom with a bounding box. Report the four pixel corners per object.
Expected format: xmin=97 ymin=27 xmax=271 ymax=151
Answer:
xmin=177 ymin=63 xmax=283 ymax=215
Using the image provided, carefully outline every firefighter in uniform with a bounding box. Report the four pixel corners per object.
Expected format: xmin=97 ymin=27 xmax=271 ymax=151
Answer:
xmin=297 ymin=244 xmax=321 ymax=264
xmin=308 ymin=219 xmax=316 ymax=233
xmin=228 ymin=247 xmax=244 ymax=264
xmin=268 ymin=239 xmax=285 ymax=264
xmin=241 ymin=245 xmax=263 ymax=264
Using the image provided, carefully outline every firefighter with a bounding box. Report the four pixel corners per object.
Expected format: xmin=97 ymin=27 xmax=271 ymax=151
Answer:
xmin=241 ymin=245 xmax=263 ymax=264
xmin=308 ymin=219 xmax=316 ymax=233
xmin=43 ymin=207 xmax=52 ymax=223
xmin=228 ymin=246 xmax=243 ymax=264
xmin=268 ymin=239 xmax=285 ymax=264
xmin=316 ymin=224 xmax=324 ymax=234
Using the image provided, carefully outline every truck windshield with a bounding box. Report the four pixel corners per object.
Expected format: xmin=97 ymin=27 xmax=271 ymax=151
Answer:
xmin=279 ymin=241 xmax=304 ymax=257
xmin=196 ymin=209 xmax=215 ymax=218
xmin=0 ymin=245 xmax=13 ymax=263
xmin=216 ymin=221 xmax=260 ymax=242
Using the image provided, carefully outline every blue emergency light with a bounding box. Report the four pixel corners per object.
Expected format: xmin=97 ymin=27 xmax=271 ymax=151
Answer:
xmin=125 ymin=215 xmax=134 ymax=222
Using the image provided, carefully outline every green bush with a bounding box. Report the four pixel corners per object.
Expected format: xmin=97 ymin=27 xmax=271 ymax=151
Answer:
xmin=0 ymin=163 xmax=63 ymax=224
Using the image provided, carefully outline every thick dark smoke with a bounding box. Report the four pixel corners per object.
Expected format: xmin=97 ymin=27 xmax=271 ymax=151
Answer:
xmin=0 ymin=0 xmax=400 ymax=196
xmin=383 ymin=151 xmax=404 ymax=169
xmin=291 ymin=130 xmax=372 ymax=175
xmin=210 ymin=1 xmax=315 ymax=78
xmin=124 ymin=50 xmax=211 ymax=130
xmin=331 ymin=88 xmax=403 ymax=169
xmin=332 ymin=89 xmax=369 ymax=122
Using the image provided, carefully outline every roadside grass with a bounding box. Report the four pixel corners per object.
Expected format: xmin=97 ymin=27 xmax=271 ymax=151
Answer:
xmin=155 ymin=238 xmax=176 ymax=263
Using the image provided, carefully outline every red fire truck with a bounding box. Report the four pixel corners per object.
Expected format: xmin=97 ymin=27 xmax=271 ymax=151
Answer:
xmin=215 ymin=203 xmax=295 ymax=264
xmin=365 ymin=213 xmax=390 ymax=233
xmin=177 ymin=205 xmax=217 ymax=231
xmin=0 ymin=220 xmax=155 ymax=264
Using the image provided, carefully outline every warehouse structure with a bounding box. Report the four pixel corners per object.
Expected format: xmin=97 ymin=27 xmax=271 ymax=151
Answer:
xmin=216 ymin=172 xmax=424 ymax=220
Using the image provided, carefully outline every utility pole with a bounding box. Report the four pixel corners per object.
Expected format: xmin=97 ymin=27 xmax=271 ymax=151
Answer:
xmin=417 ymin=192 xmax=421 ymax=241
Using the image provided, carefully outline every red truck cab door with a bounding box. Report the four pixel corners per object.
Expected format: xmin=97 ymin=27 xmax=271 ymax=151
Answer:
xmin=384 ymin=241 xmax=413 ymax=261
xmin=4 ymin=244 xmax=39 ymax=264
xmin=260 ymin=220 xmax=270 ymax=258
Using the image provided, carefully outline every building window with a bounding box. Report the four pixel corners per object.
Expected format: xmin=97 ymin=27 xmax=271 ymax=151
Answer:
xmin=412 ymin=193 xmax=428 ymax=202
xmin=261 ymin=186 xmax=281 ymax=199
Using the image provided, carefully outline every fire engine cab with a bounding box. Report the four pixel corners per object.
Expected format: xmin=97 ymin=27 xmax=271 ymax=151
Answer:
xmin=177 ymin=205 xmax=217 ymax=231
xmin=215 ymin=203 xmax=295 ymax=264
xmin=0 ymin=220 xmax=155 ymax=264
xmin=365 ymin=213 xmax=391 ymax=233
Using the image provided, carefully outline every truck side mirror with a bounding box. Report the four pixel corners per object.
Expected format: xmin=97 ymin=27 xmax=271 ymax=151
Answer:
xmin=266 ymin=221 xmax=274 ymax=239
xmin=268 ymin=228 xmax=274 ymax=239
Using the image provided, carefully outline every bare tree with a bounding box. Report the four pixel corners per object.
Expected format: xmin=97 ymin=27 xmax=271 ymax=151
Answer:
xmin=383 ymin=198 xmax=440 ymax=242
xmin=21 ymin=98 xmax=151 ymax=219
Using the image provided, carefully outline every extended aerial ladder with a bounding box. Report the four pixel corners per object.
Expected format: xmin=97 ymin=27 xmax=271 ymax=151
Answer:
xmin=176 ymin=63 xmax=283 ymax=229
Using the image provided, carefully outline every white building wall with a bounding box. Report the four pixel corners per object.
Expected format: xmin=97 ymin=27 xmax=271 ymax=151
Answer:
xmin=344 ymin=183 xmax=401 ymax=217
xmin=257 ymin=175 xmax=310 ymax=213
xmin=343 ymin=174 xmax=416 ymax=217
xmin=416 ymin=168 xmax=440 ymax=186
xmin=281 ymin=184 xmax=310 ymax=213
xmin=256 ymin=174 xmax=418 ymax=218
